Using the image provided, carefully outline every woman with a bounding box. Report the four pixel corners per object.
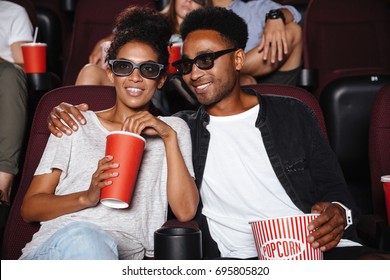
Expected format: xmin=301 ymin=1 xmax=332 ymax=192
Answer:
xmin=163 ymin=0 xmax=208 ymax=34
xmin=76 ymin=0 xmax=208 ymax=86
xmin=19 ymin=6 xmax=198 ymax=260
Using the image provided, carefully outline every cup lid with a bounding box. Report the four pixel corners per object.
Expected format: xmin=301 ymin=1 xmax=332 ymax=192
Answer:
xmin=381 ymin=175 xmax=390 ymax=182
xmin=107 ymin=130 xmax=145 ymax=142
xmin=21 ymin=42 xmax=47 ymax=46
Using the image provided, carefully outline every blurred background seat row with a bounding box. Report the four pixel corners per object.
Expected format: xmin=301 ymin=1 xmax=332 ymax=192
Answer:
xmin=14 ymin=0 xmax=390 ymax=93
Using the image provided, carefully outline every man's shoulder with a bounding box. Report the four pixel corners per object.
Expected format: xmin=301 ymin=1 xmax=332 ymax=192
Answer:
xmin=261 ymin=92 xmax=304 ymax=104
xmin=244 ymin=86 xmax=307 ymax=109
xmin=261 ymin=94 xmax=322 ymax=132
xmin=173 ymin=110 xmax=198 ymax=122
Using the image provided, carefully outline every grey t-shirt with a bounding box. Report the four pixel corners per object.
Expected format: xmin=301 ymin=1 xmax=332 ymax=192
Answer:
xmin=20 ymin=111 xmax=194 ymax=259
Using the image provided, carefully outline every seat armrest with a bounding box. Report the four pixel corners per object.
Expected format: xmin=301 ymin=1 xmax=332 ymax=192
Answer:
xmin=296 ymin=68 xmax=319 ymax=92
xmin=60 ymin=0 xmax=77 ymax=12
xmin=356 ymin=214 xmax=387 ymax=249
xmin=161 ymin=219 xmax=199 ymax=230
xmin=27 ymin=72 xmax=61 ymax=92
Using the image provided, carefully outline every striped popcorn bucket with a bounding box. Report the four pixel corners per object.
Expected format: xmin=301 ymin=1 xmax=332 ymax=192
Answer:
xmin=249 ymin=214 xmax=323 ymax=260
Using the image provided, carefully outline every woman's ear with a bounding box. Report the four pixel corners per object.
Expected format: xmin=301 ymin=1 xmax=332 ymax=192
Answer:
xmin=106 ymin=66 xmax=115 ymax=84
xmin=234 ymin=49 xmax=245 ymax=71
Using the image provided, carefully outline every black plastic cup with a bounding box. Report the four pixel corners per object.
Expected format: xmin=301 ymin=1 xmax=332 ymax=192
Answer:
xmin=154 ymin=227 xmax=202 ymax=260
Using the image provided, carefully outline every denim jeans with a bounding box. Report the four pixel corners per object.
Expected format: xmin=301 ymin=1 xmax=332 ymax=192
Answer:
xmin=21 ymin=221 xmax=119 ymax=260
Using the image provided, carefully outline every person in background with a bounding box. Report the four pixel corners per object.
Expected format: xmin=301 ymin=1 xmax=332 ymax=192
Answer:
xmin=46 ymin=7 xmax=389 ymax=260
xmin=164 ymin=0 xmax=302 ymax=87
xmin=161 ymin=0 xmax=209 ymax=41
xmin=19 ymin=6 xmax=198 ymax=260
xmin=210 ymin=0 xmax=303 ymax=86
xmin=0 ymin=1 xmax=33 ymax=217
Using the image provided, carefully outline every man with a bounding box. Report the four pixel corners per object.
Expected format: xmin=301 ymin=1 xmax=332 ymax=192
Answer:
xmin=0 ymin=1 xmax=32 ymax=207
xmin=171 ymin=6 xmax=385 ymax=259
xmin=211 ymin=0 xmax=303 ymax=85
xmin=46 ymin=7 xmax=388 ymax=259
xmin=169 ymin=0 xmax=302 ymax=108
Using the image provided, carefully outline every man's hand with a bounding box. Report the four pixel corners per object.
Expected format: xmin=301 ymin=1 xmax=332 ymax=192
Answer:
xmin=47 ymin=103 xmax=89 ymax=137
xmin=307 ymin=202 xmax=347 ymax=251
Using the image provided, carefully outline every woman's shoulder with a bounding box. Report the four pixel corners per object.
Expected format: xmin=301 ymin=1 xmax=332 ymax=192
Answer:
xmin=159 ymin=116 xmax=190 ymax=131
xmin=82 ymin=110 xmax=97 ymax=119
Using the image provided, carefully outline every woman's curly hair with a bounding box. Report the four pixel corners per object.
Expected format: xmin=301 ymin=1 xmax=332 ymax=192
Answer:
xmin=106 ymin=6 xmax=172 ymax=72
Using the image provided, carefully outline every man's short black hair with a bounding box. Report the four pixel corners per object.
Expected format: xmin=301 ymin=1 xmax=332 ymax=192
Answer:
xmin=180 ymin=6 xmax=248 ymax=50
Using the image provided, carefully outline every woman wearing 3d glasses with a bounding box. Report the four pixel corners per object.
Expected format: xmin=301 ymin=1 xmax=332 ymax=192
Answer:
xmin=19 ymin=6 xmax=198 ymax=260
xmin=75 ymin=0 xmax=208 ymax=86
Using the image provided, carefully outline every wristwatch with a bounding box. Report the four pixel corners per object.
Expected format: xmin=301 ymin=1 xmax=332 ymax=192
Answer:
xmin=332 ymin=202 xmax=353 ymax=230
xmin=265 ymin=9 xmax=286 ymax=24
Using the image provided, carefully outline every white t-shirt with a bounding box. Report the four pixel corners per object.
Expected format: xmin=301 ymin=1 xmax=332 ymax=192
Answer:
xmin=0 ymin=1 xmax=33 ymax=62
xmin=20 ymin=111 xmax=194 ymax=260
xmin=201 ymin=105 xmax=360 ymax=259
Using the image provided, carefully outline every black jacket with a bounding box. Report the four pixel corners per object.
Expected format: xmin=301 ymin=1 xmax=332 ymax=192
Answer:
xmin=175 ymin=87 xmax=360 ymax=258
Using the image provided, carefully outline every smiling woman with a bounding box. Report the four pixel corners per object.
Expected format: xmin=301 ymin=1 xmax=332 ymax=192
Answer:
xmin=19 ymin=6 xmax=199 ymax=260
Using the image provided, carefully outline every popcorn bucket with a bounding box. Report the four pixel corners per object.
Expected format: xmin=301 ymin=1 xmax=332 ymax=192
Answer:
xmin=249 ymin=214 xmax=323 ymax=260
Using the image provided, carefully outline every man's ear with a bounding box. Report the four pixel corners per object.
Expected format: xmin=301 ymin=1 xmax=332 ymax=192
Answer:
xmin=234 ymin=49 xmax=245 ymax=71
xmin=106 ymin=66 xmax=115 ymax=84
xmin=157 ymin=74 xmax=168 ymax=90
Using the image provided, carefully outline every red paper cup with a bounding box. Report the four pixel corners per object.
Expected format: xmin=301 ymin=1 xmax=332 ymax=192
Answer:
xmin=101 ymin=131 xmax=145 ymax=209
xmin=21 ymin=43 xmax=47 ymax=73
xmin=381 ymin=175 xmax=390 ymax=225
xmin=249 ymin=214 xmax=323 ymax=260
xmin=168 ymin=44 xmax=182 ymax=75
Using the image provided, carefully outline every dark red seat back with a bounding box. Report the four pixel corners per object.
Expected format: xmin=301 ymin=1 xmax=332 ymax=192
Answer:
xmin=1 ymin=85 xmax=116 ymax=259
xmin=369 ymin=84 xmax=390 ymax=223
xmin=62 ymin=0 xmax=155 ymax=85
xmin=303 ymin=0 xmax=390 ymax=97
